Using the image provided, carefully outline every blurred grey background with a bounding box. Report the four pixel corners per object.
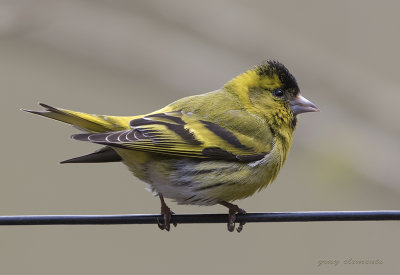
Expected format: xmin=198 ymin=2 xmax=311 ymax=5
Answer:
xmin=0 ymin=0 xmax=399 ymax=274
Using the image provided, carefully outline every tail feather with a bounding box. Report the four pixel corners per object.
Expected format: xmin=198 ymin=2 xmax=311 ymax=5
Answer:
xmin=22 ymin=103 xmax=130 ymax=133
xmin=22 ymin=103 xmax=130 ymax=164
xmin=60 ymin=146 xmax=122 ymax=164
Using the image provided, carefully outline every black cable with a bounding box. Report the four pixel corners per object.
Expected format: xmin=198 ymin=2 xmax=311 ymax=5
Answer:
xmin=0 ymin=211 xmax=399 ymax=226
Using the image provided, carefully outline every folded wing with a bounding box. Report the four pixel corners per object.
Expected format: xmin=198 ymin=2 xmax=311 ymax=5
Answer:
xmin=72 ymin=111 xmax=270 ymax=162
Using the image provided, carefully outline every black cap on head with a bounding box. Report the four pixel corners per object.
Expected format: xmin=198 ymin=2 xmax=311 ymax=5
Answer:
xmin=256 ymin=60 xmax=299 ymax=93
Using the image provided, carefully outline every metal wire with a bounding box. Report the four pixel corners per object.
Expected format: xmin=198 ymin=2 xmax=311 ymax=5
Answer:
xmin=0 ymin=211 xmax=399 ymax=226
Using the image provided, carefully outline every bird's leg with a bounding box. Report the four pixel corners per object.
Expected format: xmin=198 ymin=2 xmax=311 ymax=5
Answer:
xmin=157 ymin=194 xmax=177 ymax=231
xmin=219 ymin=201 xmax=247 ymax=232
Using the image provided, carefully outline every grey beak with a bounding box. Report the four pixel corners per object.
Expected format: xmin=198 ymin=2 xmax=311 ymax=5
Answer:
xmin=289 ymin=94 xmax=319 ymax=115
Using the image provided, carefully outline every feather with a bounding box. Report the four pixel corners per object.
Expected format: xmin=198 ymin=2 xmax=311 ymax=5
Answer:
xmin=70 ymin=111 xmax=270 ymax=162
xmin=60 ymin=146 xmax=122 ymax=164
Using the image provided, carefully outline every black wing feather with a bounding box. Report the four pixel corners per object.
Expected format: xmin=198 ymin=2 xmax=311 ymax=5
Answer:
xmin=60 ymin=146 xmax=122 ymax=164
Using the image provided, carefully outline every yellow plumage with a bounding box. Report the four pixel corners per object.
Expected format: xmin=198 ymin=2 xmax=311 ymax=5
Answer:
xmin=23 ymin=60 xmax=318 ymax=232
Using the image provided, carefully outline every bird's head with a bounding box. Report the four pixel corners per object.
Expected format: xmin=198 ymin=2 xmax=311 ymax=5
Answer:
xmin=224 ymin=60 xmax=319 ymax=118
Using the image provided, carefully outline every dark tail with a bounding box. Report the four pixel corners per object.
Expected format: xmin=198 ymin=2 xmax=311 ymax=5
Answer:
xmin=60 ymin=146 xmax=122 ymax=164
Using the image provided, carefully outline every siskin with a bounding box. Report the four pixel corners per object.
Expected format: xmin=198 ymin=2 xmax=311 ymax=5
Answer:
xmin=23 ymin=60 xmax=318 ymax=232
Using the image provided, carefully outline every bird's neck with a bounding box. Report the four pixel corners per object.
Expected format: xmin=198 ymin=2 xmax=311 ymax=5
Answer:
xmin=268 ymin=109 xmax=296 ymax=164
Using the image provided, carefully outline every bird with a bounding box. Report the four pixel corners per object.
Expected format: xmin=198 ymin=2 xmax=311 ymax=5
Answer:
xmin=23 ymin=60 xmax=318 ymax=232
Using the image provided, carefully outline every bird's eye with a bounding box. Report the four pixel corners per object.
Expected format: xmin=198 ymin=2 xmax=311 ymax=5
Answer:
xmin=273 ymin=89 xmax=284 ymax=97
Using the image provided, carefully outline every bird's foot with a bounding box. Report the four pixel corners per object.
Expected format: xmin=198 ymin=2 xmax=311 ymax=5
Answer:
xmin=220 ymin=201 xmax=247 ymax=232
xmin=157 ymin=206 xmax=177 ymax=231
xmin=228 ymin=206 xmax=246 ymax=233
xmin=157 ymin=195 xmax=177 ymax=231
